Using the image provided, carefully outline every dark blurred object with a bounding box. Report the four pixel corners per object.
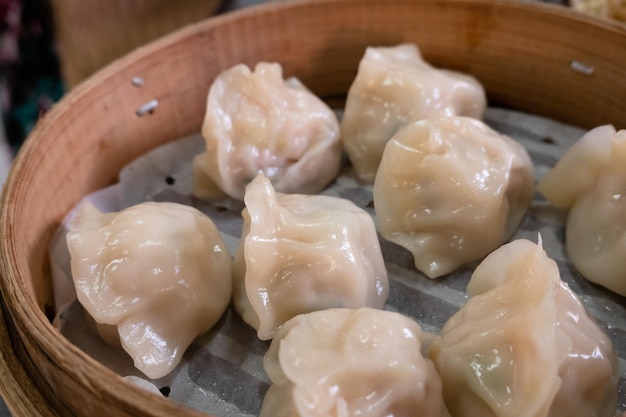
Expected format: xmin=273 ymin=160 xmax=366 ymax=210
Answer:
xmin=51 ymin=0 xmax=223 ymax=88
xmin=0 ymin=0 xmax=63 ymax=150
xmin=218 ymin=0 xmax=274 ymax=12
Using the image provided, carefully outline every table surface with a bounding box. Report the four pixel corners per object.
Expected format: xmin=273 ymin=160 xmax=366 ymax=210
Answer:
xmin=0 ymin=0 xmax=599 ymax=415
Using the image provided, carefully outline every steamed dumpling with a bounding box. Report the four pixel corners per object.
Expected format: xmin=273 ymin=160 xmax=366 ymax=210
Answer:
xmin=193 ymin=62 xmax=341 ymax=201
xmin=536 ymin=125 xmax=626 ymax=296
xmin=233 ymin=174 xmax=389 ymax=340
xmin=66 ymin=201 xmax=232 ymax=379
xmin=341 ymin=43 xmax=487 ymax=182
xmin=260 ymin=308 xmax=449 ymax=417
xmin=430 ymin=238 xmax=618 ymax=417
xmin=373 ymin=113 xmax=534 ymax=278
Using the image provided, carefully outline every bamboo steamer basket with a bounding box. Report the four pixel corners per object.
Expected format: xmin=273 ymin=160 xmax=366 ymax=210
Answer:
xmin=0 ymin=0 xmax=625 ymax=416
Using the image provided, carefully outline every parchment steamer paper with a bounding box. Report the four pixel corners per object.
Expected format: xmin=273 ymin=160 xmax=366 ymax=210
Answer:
xmin=50 ymin=107 xmax=626 ymax=416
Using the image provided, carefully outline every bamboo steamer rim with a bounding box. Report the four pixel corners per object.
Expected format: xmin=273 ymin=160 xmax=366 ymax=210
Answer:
xmin=1 ymin=0 xmax=625 ymax=416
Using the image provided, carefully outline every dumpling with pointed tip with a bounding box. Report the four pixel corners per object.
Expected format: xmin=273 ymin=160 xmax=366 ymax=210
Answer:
xmin=260 ymin=308 xmax=450 ymax=417
xmin=233 ymin=174 xmax=389 ymax=340
xmin=429 ymin=238 xmax=618 ymax=417
xmin=66 ymin=201 xmax=232 ymax=379
xmin=373 ymin=113 xmax=534 ymax=278
xmin=341 ymin=43 xmax=487 ymax=182
xmin=537 ymin=125 xmax=626 ymax=296
xmin=193 ymin=62 xmax=342 ymax=201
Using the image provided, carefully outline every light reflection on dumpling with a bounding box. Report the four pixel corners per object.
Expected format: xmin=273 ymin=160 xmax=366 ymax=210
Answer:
xmin=373 ymin=113 xmax=534 ymax=278
xmin=66 ymin=201 xmax=232 ymax=379
xmin=260 ymin=308 xmax=450 ymax=417
xmin=537 ymin=125 xmax=626 ymax=296
xmin=233 ymin=174 xmax=388 ymax=340
xmin=193 ymin=62 xmax=341 ymax=201
xmin=430 ymin=238 xmax=618 ymax=417
xmin=341 ymin=43 xmax=487 ymax=182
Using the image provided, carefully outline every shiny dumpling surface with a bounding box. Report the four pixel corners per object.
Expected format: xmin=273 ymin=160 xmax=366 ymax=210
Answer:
xmin=373 ymin=113 xmax=534 ymax=278
xmin=193 ymin=62 xmax=341 ymax=201
xmin=233 ymin=174 xmax=389 ymax=340
xmin=341 ymin=43 xmax=487 ymax=182
xmin=429 ymin=238 xmax=618 ymax=417
xmin=537 ymin=125 xmax=626 ymax=296
xmin=260 ymin=308 xmax=449 ymax=417
xmin=66 ymin=201 xmax=232 ymax=379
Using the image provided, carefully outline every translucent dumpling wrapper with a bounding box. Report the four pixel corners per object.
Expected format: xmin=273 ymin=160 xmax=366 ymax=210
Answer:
xmin=373 ymin=113 xmax=534 ymax=278
xmin=193 ymin=62 xmax=342 ymax=201
xmin=233 ymin=174 xmax=389 ymax=340
xmin=260 ymin=308 xmax=450 ymax=417
xmin=66 ymin=201 xmax=232 ymax=379
xmin=536 ymin=125 xmax=626 ymax=296
xmin=429 ymin=238 xmax=618 ymax=417
xmin=341 ymin=43 xmax=487 ymax=182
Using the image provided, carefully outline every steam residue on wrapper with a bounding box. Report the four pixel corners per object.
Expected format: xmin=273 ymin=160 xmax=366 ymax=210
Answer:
xmin=50 ymin=107 xmax=626 ymax=416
